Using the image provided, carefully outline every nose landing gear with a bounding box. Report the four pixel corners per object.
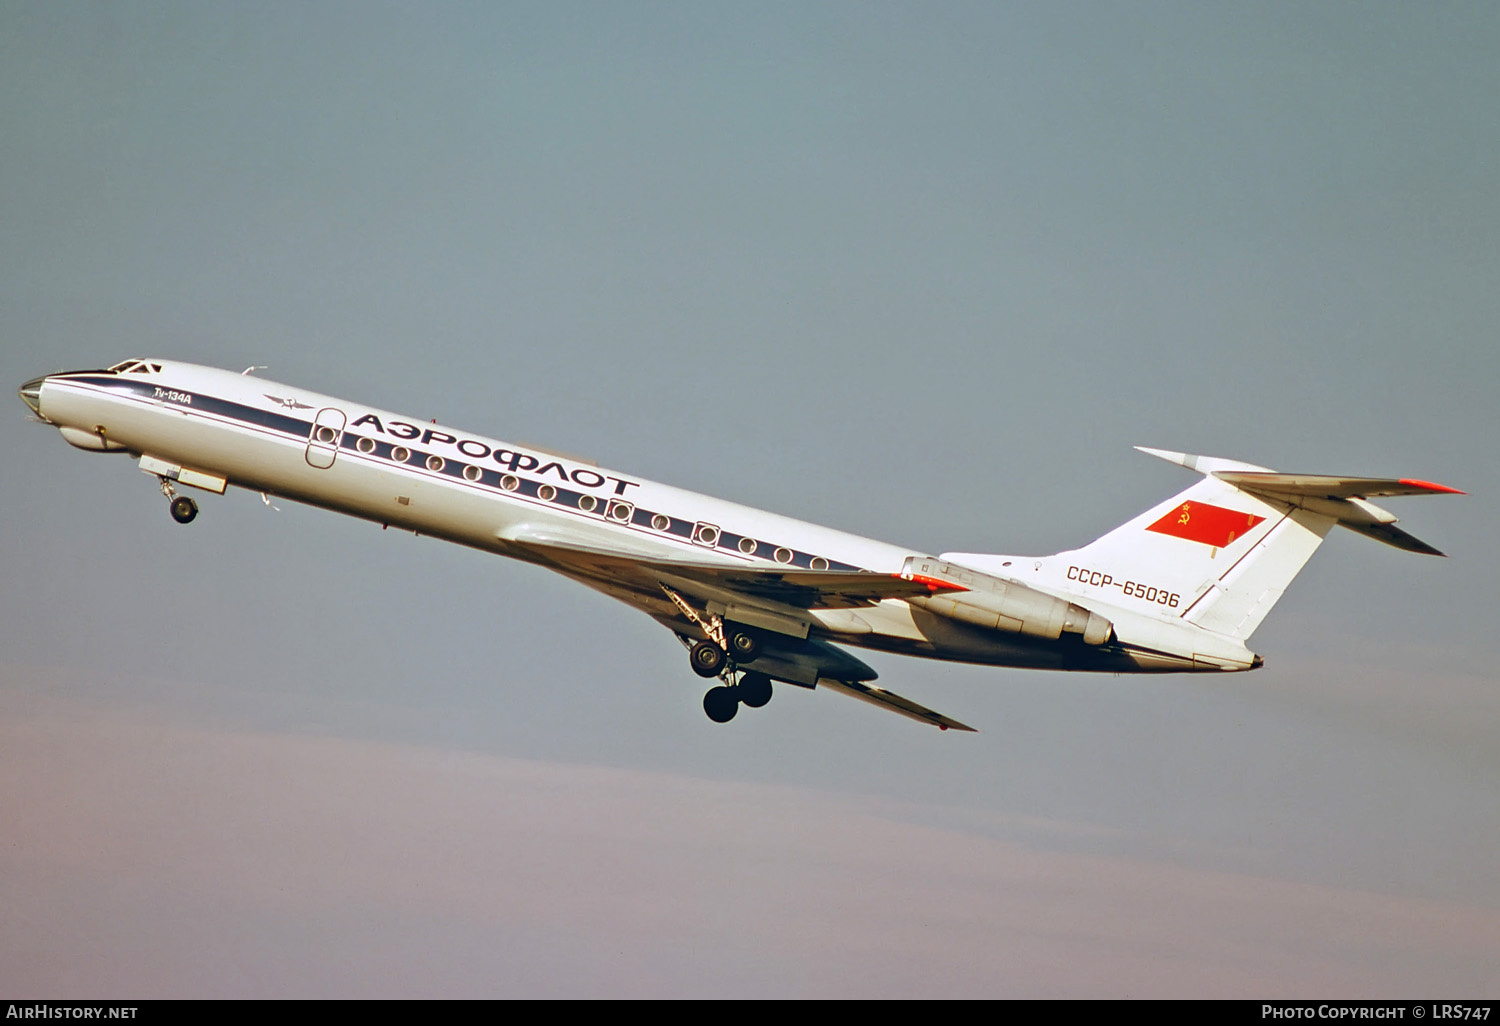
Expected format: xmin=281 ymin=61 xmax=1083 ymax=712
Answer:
xmin=158 ymin=476 xmax=198 ymax=524
xmin=169 ymin=495 xmax=199 ymax=524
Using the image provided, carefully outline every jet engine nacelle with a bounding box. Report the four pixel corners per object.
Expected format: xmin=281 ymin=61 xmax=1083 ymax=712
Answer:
xmin=901 ymin=556 xmax=1113 ymax=645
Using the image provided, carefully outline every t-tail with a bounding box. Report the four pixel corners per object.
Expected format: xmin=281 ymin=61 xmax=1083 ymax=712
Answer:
xmin=1084 ymin=446 xmax=1458 ymax=641
xmin=942 ymin=448 xmax=1461 ymax=669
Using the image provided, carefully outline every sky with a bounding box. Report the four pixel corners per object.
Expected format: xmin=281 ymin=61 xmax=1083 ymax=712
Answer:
xmin=2 ymin=0 xmax=1497 ymax=998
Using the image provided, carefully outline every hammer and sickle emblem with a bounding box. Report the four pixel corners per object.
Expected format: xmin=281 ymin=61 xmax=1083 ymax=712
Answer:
xmin=1177 ymin=503 xmax=1191 ymax=525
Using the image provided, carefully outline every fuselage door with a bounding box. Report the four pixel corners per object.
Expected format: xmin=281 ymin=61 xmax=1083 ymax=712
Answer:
xmin=305 ymin=407 xmax=347 ymax=469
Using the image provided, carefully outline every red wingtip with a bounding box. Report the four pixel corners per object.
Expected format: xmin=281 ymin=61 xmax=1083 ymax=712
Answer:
xmin=1399 ymin=478 xmax=1466 ymax=495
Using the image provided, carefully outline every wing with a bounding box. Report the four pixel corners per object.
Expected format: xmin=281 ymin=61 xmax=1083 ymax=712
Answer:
xmin=497 ymin=522 xmax=954 ymax=608
xmin=815 ymin=679 xmax=977 ymax=732
xmin=498 ymin=523 xmax=977 ymax=732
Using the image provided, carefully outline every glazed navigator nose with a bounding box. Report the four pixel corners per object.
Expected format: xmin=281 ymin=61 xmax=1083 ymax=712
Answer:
xmin=18 ymin=375 xmax=48 ymax=418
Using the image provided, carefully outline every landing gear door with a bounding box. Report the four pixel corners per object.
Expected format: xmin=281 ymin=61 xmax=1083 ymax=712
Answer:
xmin=305 ymin=407 xmax=347 ymax=469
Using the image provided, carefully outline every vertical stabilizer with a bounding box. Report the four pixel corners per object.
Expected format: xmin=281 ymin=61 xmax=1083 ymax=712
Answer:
xmin=949 ymin=449 xmax=1458 ymax=644
xmin=1054 ymin=450 xmax=1337 ymax=640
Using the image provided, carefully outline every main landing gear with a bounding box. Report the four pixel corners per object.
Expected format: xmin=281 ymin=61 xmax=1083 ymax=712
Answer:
xmin=689 ymin=637 xmax=775 ymax=724
xmin=727 ymin=628 xmax=759 ymax=664
xmin=702 ymin=671 xmax=774 ymax=724
xmin=690 ymin=639 xmax=727 ymax=678
xmin=662 ymin=585 xmax=777 ymax=725
xmin=686 ymin=630 xmax=776 ymax=724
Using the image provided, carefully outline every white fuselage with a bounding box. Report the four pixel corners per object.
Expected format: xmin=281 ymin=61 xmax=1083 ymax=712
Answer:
xmin=22 ymin=360 xmax=1257 ymax=675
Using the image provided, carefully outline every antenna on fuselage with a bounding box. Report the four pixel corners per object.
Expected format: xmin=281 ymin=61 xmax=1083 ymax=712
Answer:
xmin=242 ymin=365 xmax=267 ymax=375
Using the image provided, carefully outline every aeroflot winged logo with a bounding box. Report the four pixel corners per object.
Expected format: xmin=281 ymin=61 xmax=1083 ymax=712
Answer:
xmin=1146 ymin=501 xmax=1265 ymax=548
xmin=264 ymin=394 xmax=313 ymax=410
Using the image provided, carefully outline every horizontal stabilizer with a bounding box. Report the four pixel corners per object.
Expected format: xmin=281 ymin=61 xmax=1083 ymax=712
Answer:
xmin=1135 ymin=447 xmax=1460 ymax=557
xmin=1211 ymin=471 xmax=1461 ymax=556
xmin=1338 ymin=520 xmax=1447 ymax=556
xmin=1212 ymin=472 xmax=1466 ymax=500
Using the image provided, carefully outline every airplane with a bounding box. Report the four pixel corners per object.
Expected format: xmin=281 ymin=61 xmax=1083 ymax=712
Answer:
xmin=18 ymin=359 xmax=1462 ymax=732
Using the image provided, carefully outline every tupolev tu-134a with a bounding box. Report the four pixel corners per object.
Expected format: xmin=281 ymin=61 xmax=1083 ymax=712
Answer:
xmin=19 ymin=360 xmax=1462 ymax=732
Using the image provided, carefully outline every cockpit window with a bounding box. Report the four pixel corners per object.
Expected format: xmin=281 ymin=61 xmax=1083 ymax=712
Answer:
xmin=106 ymin=360 xmax=160 ymax=374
